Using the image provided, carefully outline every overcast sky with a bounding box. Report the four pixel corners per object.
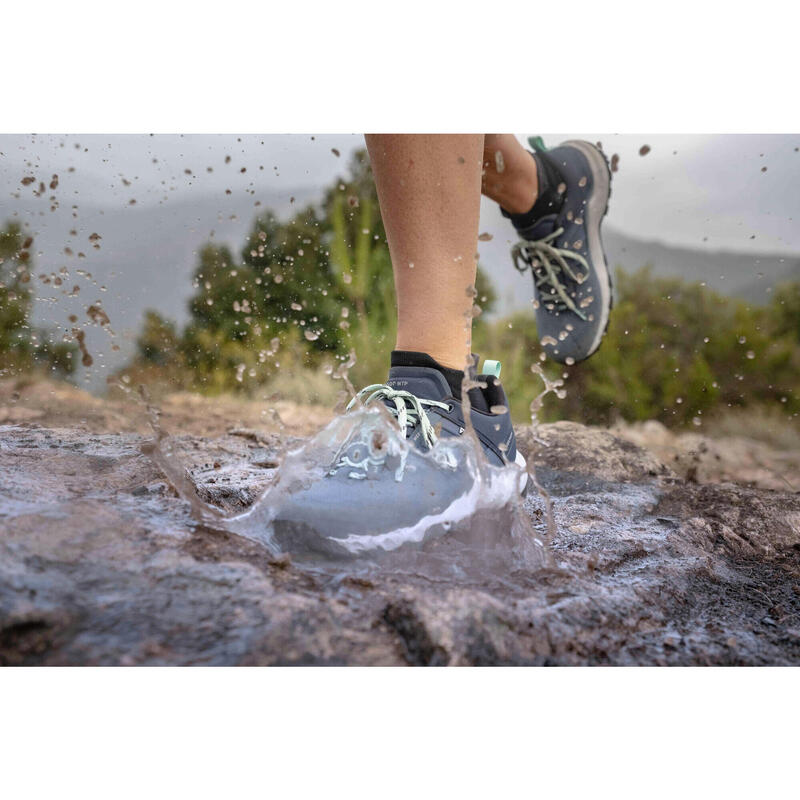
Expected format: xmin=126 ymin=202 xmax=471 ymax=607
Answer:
xmin=3 ymin=133 xmax=799 ymax=254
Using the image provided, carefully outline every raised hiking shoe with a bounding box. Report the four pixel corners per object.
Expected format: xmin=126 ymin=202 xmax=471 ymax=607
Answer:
xmin=270 ymin=351 xmax=528 ymax=557
xmin=505 ymin=136 xmax=613 ymax=364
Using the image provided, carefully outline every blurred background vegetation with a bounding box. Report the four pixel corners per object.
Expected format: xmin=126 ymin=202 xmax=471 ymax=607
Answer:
xmin=0 ymin=221 xmax=77 ymax=379
xmin=2 ymin=149 xmax=799 ymax=431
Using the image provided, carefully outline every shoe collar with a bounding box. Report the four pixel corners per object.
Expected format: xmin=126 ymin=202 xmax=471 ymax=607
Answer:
xmin=515 ymin=212 xmax=559 ymax=242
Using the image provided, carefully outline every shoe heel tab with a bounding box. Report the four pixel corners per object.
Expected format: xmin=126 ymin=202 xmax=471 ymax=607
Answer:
xmin=528 ymin=135 xmax=547 ymax=153
xmin=482 ymin=359 xmax=502 ymax=378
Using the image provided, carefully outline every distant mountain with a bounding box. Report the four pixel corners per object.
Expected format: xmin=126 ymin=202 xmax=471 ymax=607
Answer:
xmin=602 ymin=228 xmax=800 ymax=305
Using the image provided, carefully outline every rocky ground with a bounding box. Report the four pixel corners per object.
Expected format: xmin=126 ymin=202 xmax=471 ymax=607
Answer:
xmin=1 ymin=379 xmax=799 ymax=665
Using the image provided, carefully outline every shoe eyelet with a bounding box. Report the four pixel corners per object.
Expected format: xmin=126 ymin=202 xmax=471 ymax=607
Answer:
xmin=446 ymin=403 xmax=454 ymax=413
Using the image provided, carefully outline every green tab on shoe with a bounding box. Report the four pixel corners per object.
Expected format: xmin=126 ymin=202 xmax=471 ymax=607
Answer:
xmin=528 ymin=135 xmax=547 ymax=153
xmin=482 ymin=359 xmax=501 ymax=378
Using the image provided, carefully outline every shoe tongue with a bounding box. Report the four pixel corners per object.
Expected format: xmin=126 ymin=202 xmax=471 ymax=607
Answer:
xmin=515 ymin=212 xmax=559 ymax=242
xmin=386 ymin=366 xmax=451 ymax=401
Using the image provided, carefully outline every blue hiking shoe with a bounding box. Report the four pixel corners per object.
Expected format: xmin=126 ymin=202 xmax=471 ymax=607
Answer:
xmin=270 ymin=352 xmax=528 ymax=558
xmin=506 ymin=137 xmax=613 ymax=364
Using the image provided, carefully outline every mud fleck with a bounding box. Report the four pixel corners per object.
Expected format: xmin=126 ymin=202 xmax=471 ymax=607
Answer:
xmin=71 ymin=328 xmax=94 ymax=367
xmin=86 ymin=304 xmax=110 ymax=326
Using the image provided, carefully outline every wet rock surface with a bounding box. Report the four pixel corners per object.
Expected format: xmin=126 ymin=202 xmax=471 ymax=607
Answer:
xmin=1 ymin=396 xmax=799 ymax=665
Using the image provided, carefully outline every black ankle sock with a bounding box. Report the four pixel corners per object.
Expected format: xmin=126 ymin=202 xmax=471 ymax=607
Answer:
xmin=390 ymin=350 xmax=464 ymax=396
xmin=502 ymin=151 xmax=564 ymax=230
xmin=390 ymin=350 xmax=489 ymax=412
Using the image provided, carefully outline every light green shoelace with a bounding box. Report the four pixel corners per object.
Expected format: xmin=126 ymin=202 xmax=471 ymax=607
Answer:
xmin=348 ymin=385 xmax=450 ymax=448
xmin=511 ymin=227 xmax=589 ymax=320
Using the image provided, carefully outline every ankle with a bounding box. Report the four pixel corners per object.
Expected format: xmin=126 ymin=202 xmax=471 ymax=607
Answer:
xmin=491 ymin=175 xmax=538 ymax=215
xmin=503 ymin=152 xmax=565 ymax=228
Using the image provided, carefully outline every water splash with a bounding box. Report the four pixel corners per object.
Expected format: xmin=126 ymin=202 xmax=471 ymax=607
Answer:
xmin=141 ymin=289 xmax=550 ymax=577
xmin=146 ymin=399 xmax=547 ymax=576
xmin=526 ymin=362 xmax=565 ymax=542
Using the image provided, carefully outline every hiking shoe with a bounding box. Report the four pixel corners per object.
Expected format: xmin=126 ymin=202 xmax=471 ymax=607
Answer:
xmin=270 ymin=353 xmax=527 ymax=557
xmin=508 ymin=137 xmax=613 ymax=364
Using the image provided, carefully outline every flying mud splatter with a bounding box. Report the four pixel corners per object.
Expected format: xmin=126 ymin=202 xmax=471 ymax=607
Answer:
xmin=71 ymin=328 xmax=93 ymax=367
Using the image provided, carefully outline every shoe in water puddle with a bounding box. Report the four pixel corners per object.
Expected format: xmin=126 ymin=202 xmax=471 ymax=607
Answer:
xmin=230 ymin=358 xmax=529 ymax=561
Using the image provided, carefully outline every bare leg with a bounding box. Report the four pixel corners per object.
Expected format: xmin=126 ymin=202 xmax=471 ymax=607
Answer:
xmin=481 ymin=133 xmax=539 ymax=214
xmin=365 ymin=134 xmax=484 ymax=370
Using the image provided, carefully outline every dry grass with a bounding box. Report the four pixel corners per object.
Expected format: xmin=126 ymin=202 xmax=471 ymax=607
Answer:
xmin=702 ymin=406 xmax=800 ymax=452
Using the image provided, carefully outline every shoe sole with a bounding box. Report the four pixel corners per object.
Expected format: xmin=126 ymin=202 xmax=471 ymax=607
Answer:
xmin=561 ymin=140 xmax=614 ymax=361
xmin=514 ymin=450 xmax=530 ymax=496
